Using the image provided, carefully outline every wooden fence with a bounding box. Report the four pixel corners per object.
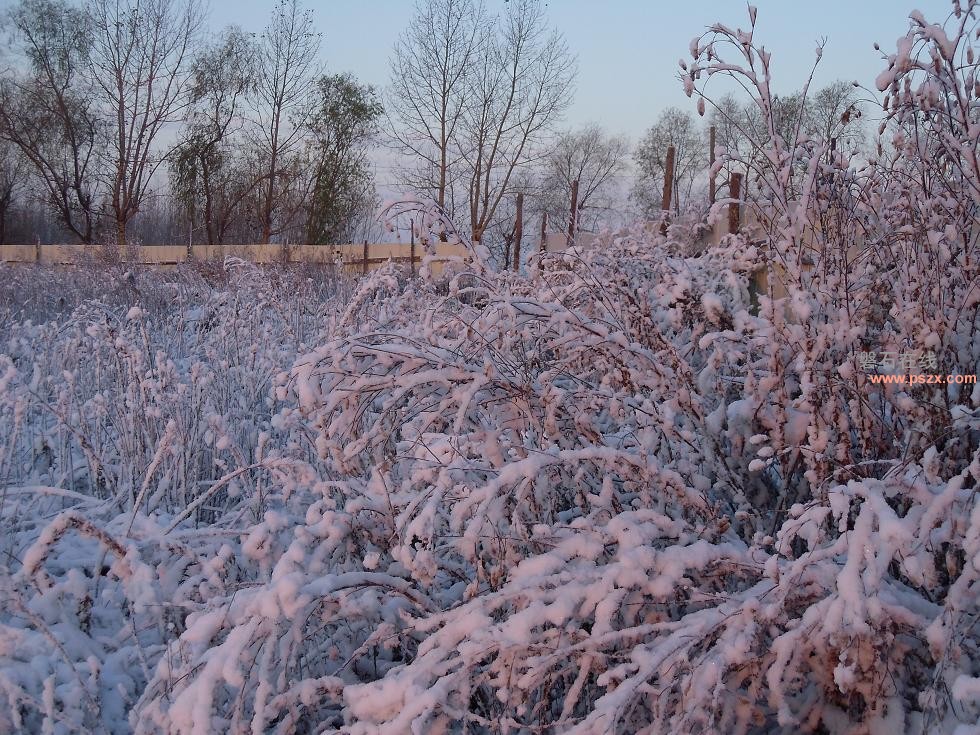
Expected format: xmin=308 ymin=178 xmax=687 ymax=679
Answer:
xmin=0 ymin=241 xmax=471 ymax=277
xmin=4 ymin=128 xmax=754 ymax=276
xmin=4 ymin=128 xmax=764 ymax=282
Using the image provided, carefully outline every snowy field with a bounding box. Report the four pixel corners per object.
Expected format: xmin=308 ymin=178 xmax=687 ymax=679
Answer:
xmin=0 ymin=213 xmax=978 ymax=733
xmin=1 ymin=3 xmax=980 ymax=733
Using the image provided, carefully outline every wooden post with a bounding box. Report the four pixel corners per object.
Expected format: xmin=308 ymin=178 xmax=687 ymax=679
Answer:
xmin=708 ymin=126 xmax=716 ymax=204
xmin=661 ymin=145 xmax=676 ymax=234
xmin=567 ymin=179 xmax=579 ymax=245
xmin=410 ymin=219 xmax=416 ymax=276
xmin=728 ymin=172 xmax=743 ymax=234
xmin=540 ymin=212 xmax=548 ymax=253
xmin=362 ymin=240 xmax=368 ymax=275
xmin=513 ymin=192 xmax=523 ymax=271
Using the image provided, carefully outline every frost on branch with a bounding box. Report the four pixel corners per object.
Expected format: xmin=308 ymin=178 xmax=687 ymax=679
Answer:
xmin=0 ymin=2 xmax=979 ymax=733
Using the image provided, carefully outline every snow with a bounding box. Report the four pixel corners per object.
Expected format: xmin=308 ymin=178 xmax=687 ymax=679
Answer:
xmin=701 ymin=292 xmax=724 ymax=323
xmin=0 ymin=4 xmax=979 ymax=733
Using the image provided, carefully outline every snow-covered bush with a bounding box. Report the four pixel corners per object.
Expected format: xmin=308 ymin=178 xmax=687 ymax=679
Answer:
xmin=0 ymin=260 xmax=359 ymax=733
xmin=1 ymin=3 xmax=979 ymax=734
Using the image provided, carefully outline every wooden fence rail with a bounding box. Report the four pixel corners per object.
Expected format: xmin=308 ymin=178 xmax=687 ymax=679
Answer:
xmin=4 ymin=164 xmax=754 ymax=275
xmin=0 ymin=241 xmax=470 ymax=276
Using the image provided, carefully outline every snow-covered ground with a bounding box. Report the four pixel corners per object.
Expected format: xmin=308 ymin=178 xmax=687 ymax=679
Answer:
xmin=2 ymin=4 xmax=980 ymax=731
xmin=0 ymin=211 xmax=977 ymax=733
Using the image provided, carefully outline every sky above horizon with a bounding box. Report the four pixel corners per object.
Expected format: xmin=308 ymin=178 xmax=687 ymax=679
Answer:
xmin=206 ymin=0 xmax=951 ymax=141
xmin=204 ymin=0 xmax=957 ymax=195
xmin=0 ymin=0 xmax=956 ymax=139
xmin=0 ymin=0 xmax=957 ymax=197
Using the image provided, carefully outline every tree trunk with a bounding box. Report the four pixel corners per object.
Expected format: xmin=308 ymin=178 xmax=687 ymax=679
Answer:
xmin=438 ymin=128 xmax=447 ymax=211
xmin=728 ymin=172 xmax=743 ymax=234
xmin=567 ymin=179 xmax=579 ymax=244
xmin=513 ymin=192 xmax=523 ymax=271
xmin=0 ymin=188 xmax=10 ymax=245
xmin=202 ymin=153 xmax=216 ymax=247
xmin=661 ymin=145 xmax=675 ymax=234
xmin=116 ymin=217 xmax=128 ymax=261
xmin=262 ymin=162 xmax=276 ymax=244
xmin=708 ymin=126 xmax=716 ymax=204
xmin=262 ymin=111 xmax=281 ymax=244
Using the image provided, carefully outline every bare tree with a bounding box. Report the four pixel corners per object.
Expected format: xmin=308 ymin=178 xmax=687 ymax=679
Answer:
xmin=87 ymin=0 xmax=204 ymax=256
xmin=538 ymin=124 xmax=629 ymax=232
xmin=460 ymin=0 xmax=576 ymax=248
xmin=803 ymin=80 xmax=864 ymax=150
xmin=0 ymin=141 xmax=27 ymax=244
xmin=0 ymin=0 xmax=103 ymax=243
xmin=632 ymin=107 xmax=704 ymax=217
xmin=480 ymin=169 xmax=533 ymax=268
xmin=387 ymin=0 xmax=484 ymax=215
xmin=171 ymin=26 xmax=258 ymax=246
xmin=708 ymin=93 xmax=767 ymax=204
xmin=708 ymin=82 xmax=863 ymax=207
xmin=251 ymin=0 xmax=320 ymax=244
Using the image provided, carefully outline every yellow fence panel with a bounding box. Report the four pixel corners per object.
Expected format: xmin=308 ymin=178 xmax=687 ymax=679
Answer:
xmin=2 ymin=241 xmax=481 ymax=273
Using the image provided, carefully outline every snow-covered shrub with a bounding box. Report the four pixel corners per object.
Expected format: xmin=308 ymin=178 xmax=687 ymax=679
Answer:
xmin=142 ymin=195 xmax=975 ymax=733
xmin=130 ymin=231 xmax=755 ymax=733
xmin=2 ymin=3 xmax=979 ymax=734
xmin=0 ymin=261 xmax=354 ymax=733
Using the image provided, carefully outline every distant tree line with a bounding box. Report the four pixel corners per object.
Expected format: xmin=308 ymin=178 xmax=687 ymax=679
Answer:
xmin=0 ymin=0 xmax=863 ymax=262
xmin=0 ymin=0 xmax=383 ymax=253
xmin=631 ymin=81 xmax=865 ymax=220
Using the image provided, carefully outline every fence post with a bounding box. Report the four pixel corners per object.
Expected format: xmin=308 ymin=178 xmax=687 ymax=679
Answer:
xmin=540 ymin=212 xmax=548 ymax=253
xmin=362 ymin=240 xmax=368 ymax=275
xmin=661 ymin=145 xmax=676 ymax=234
xmin=567 ymin=179 xmax=579 ymax=245
xmin=513 ymin=192 xmax=523 ymax=271
xmin=410 ymin=220 xmax=416 ymax=276
xmin=708 ymin=126 xmax=716 ymax=204
xmin=728 ymin=172 xmax=743 ymax=234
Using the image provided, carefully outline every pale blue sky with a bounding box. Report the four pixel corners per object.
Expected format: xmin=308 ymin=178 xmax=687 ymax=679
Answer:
xmin=215 ymin=0 xmax=952 ymax=140
xmin=0 ymin=0 xmax=954 ymax=138
xmin=0 ymin=0 xmax=955 ymax=192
